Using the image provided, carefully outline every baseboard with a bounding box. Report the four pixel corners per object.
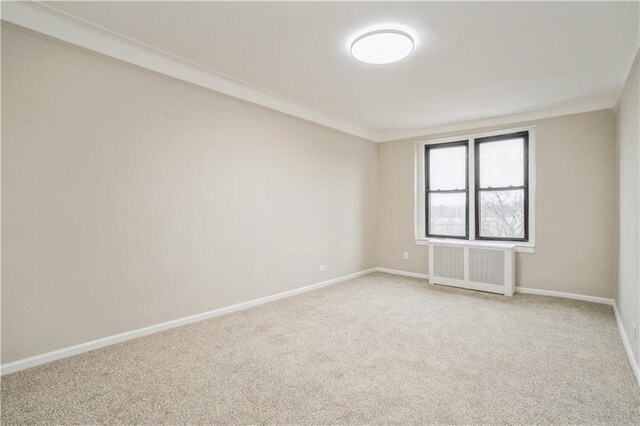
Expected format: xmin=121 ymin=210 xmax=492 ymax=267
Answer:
xmin=376 ymin=268 xmax=616 ymax=307
xmin=374 ymin=267 xmax=429 ymax=280
xmin=0 ymin=267 xmax=377 ymax=376
xmin=515 ymin=286 xmax=614 ymax=305
xmin=3 ymin=266 xmax=636 ymax=388
xmin=379 ymin=270 xmax=616 ymax=305
xmin=612 ymin=302 xmax=640 ymax=386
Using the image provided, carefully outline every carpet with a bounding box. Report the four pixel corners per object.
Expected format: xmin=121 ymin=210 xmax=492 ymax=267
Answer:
xmin=1 ymin=272 xmax=639 ymax=424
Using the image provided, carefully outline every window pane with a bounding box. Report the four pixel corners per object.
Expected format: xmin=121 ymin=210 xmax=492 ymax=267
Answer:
xmin=429 ymin=193 xmax=466 ymax=237
xmin=478 ymin=138 xmax=524 ymax=188
xmin=429 ymin=145 xmax=466 ymax=190
xmin=479 ymin=190 xmax=525 ymax=239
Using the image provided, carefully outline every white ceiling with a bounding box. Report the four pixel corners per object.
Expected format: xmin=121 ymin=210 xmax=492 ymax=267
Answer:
xmin=32 ymin=1 xmax=640 ymax=140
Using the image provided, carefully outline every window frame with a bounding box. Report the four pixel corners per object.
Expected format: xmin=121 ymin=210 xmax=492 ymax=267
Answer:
xmin=414 ymin=126 xmax=536 ymax=253
xmin=474 ymin=131 xmax=529 ymax=242
xmin=424 ymin=140 xmax=469 ymax=240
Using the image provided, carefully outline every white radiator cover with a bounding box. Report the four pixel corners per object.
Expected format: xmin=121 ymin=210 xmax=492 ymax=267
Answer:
xmin=428 ymin=241 xmax=515 ymax=296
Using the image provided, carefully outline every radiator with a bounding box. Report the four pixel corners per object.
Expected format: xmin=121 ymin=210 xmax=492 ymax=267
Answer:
xmin=428 ymin=242 xmax=515 ymax=296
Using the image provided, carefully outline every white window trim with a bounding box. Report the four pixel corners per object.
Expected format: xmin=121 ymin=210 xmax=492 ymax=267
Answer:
xmin=414 ymin=126 xmax=536 ymax=254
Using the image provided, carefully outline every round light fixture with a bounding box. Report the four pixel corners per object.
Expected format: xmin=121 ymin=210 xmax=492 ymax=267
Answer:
xmin=350 ymin=29 xmax=414 ymax=64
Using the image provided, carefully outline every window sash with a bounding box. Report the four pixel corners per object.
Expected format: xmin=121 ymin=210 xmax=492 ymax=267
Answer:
xmin=474 ymin=131 xmax=529 ymax=242
xmin=425 ymin=141 xmax=469 ymax=239
xmin=477 ymin=188 xmax=526 ymax=240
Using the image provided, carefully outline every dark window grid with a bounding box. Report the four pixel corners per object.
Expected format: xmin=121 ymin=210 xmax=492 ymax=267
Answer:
xmin=474 ymin=131 xmax=529 ymax=242
xmin=425 ymin=140 xmax=469 ymax=239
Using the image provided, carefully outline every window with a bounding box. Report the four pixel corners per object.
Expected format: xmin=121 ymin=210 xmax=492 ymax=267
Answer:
xmin=475 ymin=132 xmax=528 ymax=241
xmin=425 ymin=141 xmax=468 ymax=238
xmin=418 ymin=129 xmax=533 ymax=247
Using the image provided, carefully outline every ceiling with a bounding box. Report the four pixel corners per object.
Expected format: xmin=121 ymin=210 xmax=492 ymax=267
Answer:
xmin=24 ymin=2 xmax=640 ymax=140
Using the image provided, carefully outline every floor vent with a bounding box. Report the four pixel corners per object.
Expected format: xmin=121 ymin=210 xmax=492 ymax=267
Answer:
xmin=428 ymin=242 xmax=515 ymax=296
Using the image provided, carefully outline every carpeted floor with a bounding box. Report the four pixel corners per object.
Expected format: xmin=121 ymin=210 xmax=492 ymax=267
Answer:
xmin=1 ymin=272 xmax=639 ymax=424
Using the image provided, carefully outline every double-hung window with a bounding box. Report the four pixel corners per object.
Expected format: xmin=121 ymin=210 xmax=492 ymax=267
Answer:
xmin=419 ymin=129 xmax=533 ymax=247
xmin=425 ymin=141 xmax=468 ymax=239
xmin=475 ymin=132 xmax=529 ymax=241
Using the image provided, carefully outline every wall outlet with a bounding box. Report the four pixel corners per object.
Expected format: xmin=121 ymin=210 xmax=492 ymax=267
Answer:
xmin=403 ymin=251 xmax=409 ymax=260
xmin=319 ymin=265 xmax=326 ymax=272
xmin=633 ymin=323 xmax=637 ymax=340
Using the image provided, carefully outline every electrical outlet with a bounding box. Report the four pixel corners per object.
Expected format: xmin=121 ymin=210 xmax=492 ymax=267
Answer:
xmin=403 ymin=251 xmax=409 ymax=260
xmin=319 ymin=265 xmax=326 ymax=272
xmin=633 ymin=323 xmax=637 ymax=340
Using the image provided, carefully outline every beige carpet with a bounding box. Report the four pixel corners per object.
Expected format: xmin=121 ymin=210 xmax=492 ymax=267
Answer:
xmin=1 ymin=272 xmax=639 ymax=425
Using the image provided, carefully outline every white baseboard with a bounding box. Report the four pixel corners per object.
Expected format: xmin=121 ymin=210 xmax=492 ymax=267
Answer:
xmin=0 ymin=267 xmax=377 ymax=376
xmin=3 ymin=266 xmax=637 ymax=389
xmin=374 ymin=267 xmax=615 ymax=306
xmin=515 ymin=286 xmax=614 ymax=305
xmin=374 ymin=267 xmax=429 ymax=280
xmin=613 ymin=302 xmax=640 ymax=386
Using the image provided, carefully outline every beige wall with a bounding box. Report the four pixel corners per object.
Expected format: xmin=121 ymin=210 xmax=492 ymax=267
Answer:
xmin=616 ymin=51 xmax=639 ymax=364
xmin=1 ymin=26 xmax=378 ymax=363
xmin=377 ymin=109 xmax=618 ymax=299
xmin=0 ymin=24 xmax=629 ymax=366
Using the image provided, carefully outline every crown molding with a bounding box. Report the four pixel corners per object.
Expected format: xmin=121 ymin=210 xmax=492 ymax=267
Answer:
xmin=1 ymin=1 xmax=380 ymax=142
xmin=613 ymin=48 xmax=640 ymax=113
xmin=0 ymin=1 xmax=621 ymax=144
xmin=377 ymin=99 xmax=615 ymax=142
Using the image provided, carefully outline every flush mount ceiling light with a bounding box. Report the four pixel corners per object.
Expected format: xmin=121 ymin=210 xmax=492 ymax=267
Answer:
xmin=350 ymin=29 xmax=414 ymax=64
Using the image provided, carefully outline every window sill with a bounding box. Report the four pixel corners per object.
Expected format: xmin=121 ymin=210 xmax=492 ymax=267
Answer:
xmin=415 ymin=238 xmax=535 ymax=254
